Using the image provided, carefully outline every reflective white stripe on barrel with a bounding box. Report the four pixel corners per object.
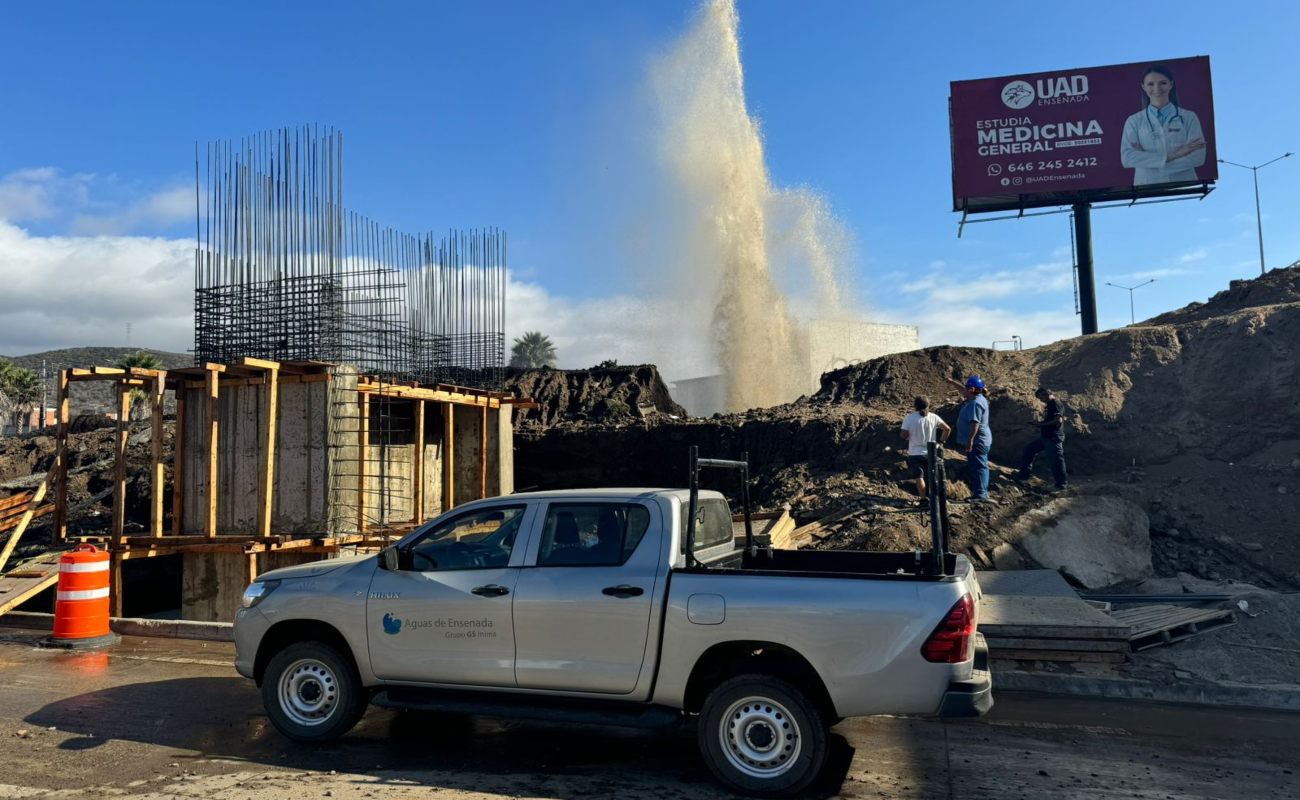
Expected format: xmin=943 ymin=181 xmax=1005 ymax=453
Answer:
xmin=60 ymin=561 xmax=109 ymax=573
xmin=56 ymin=588 xmax=111 ymax=601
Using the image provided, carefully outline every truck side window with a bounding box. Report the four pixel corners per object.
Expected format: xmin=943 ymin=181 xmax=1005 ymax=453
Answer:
xmin=406 ymin=505 xmax=525 ymax=571
xmin=537 ymin=503 xmax=650 ymax=567
xmin=683 ymin=497 xmax=733 ymax=553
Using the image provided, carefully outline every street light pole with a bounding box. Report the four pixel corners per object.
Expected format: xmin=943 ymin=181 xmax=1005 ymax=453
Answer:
xmin=1106 ymin=279 xmax=1156 ymax=326
xmin=1219 ymin=153 xmax=1293 ymax=275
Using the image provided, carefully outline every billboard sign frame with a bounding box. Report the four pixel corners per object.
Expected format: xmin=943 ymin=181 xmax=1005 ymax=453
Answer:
xmin=950 ymin=56 xmax=1217 ymax=214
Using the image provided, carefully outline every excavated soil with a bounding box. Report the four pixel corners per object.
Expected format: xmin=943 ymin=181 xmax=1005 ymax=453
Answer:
xmin=0 ymin=422 xmax=173 ymax=560
xmin=506 ymin=364 xmax=687 ymax=429
xmin=515 ymin=265 xmax=1300 ymax=589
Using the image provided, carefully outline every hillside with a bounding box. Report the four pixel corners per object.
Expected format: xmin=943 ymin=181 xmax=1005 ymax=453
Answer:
xmin=0 ymin=347 xmax=192 ymax=416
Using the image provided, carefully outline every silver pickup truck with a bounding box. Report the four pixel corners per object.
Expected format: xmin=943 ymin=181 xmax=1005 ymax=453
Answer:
xmin=234 ymin=448 xmax=989 ymax=796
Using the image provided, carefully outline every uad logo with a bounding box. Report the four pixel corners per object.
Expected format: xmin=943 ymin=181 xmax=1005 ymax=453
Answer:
xmin=1002 ymin=75 xmax=1090 ymax=109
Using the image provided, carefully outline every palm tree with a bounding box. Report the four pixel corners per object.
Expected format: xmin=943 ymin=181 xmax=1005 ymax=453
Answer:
xmin=509 ymin=331 xmax=558 ymax=369
xmin=0 ymin=359 xmax=42 ymax=432
xmin=115 ymin=351 xmax=165 ymax=419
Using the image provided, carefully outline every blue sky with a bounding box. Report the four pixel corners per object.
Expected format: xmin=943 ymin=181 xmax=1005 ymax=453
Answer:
xmin=1 ymin=0 xmax=1298 ymax=373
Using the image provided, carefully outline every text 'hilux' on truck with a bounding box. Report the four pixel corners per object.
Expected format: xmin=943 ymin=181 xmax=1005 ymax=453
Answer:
xmin=234 ymin=446 xmax=990 ymax=796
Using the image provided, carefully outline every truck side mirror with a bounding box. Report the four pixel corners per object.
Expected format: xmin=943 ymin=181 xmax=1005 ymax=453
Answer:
xmin=381 ymin=546 xmax=401 ymax=571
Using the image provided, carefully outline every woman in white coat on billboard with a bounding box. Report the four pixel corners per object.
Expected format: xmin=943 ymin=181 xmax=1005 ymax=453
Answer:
xmin=1120 ymin=65 xmax=1207 ymax=186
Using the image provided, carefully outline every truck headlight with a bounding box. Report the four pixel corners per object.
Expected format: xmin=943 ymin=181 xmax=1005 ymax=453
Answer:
xmin=241 ymin=580 xmax=281 ymax=608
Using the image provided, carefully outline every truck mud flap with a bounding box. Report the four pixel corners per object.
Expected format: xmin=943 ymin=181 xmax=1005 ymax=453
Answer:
xmin=373 ymin=687 xmax=684 ymax=730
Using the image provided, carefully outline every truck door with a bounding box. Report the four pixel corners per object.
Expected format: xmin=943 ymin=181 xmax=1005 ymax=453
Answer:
xmin=367 ymin=503 xmax=534 ymax=687
xmin=511 ymin=500 xmax=662 ymax=694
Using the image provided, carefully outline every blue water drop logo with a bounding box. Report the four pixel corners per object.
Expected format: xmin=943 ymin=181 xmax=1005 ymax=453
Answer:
xmin=382 ymin=613 xmax=402 ymax=635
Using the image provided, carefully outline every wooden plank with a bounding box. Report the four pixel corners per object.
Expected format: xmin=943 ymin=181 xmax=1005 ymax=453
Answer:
xmin=256 ymin=367 xmax=279 ymax=538
xmin=204 ymin=363 xmax=228 ymax=373
xmin=1131 ymin=615 xmax=1237 ymax=651
xmin=0 ymin=458 xmax=59 ymax=574
xmin=184 ymin=373 xmax=330 ymax=389
xmin=0 ymin=493 xmax=34 ymax=514
xmin=54 ymin=369 xmax=69 ymax=544
xmin=151 ymin=372 xmax=166 ymax=536
xmin=989 ymin=649 xmax=1126 ymax=664
xmin=982 ymin=636 xmax=1130 ymax=653
xmin=93 ymin=366 xmax=126 ymax=376
xmin=0 ymin=504 xmax=54 ymax=532
xmin=480 ymin=404 xmax=487 ymax=500
xmin=112 ymin=385 xmax=130 ymax=547
xmin=239 ymin=356 xmax=281 ymax=370
xmin=0 ymin=553 xmax=62 ymax=617
xmin=108 ymin=552 xmax=123 ymax=617
xmin=205 ymin=367 xmax=219 ymax=538
xmin=979 ymin=594 xmax=1132 ymax=639
xmin=443 ymin=404 xmax=454 ymax=512
xmin=358 ymin=391 xmax=370 ymax=533
xmin=172 ymin=393 xmax=185 ymax=535
xmin=412 ymin=400 xmax=425 ymax=524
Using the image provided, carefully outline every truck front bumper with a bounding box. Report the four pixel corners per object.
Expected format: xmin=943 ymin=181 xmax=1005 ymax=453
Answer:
xmin=937 ymin=633 xmax=993 ymax=718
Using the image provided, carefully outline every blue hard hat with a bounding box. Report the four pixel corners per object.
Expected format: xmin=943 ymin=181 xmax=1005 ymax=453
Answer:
xmin=965 ymin=376 xmax=985 ymax=390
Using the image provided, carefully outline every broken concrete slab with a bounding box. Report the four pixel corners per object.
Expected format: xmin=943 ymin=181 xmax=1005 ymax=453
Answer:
xmin=1010 ymin=495 xmax=1152 ymax=589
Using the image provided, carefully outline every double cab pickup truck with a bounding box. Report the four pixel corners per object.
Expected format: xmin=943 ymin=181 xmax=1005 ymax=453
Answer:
xmin=235 ymin=451 xmax=989 ymax=796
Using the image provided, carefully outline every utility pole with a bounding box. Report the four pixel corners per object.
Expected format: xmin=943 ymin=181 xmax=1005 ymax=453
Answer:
xmin=1106 ymin=279 xmax=1156 ymax=326
xmin=1218 ymin=153 xmax=1293 ymax=275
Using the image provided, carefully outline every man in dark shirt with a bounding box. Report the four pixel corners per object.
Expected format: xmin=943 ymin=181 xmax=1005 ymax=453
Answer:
xmin=1016 ymin=387 xmax=1067 ymax=490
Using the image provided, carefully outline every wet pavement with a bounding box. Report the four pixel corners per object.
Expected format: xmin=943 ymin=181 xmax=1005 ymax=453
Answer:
xmin=0 ymin=626 xmax=1296 ymax=799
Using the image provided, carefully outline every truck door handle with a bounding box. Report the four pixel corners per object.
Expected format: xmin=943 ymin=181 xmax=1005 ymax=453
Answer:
xmin=602 ymin=585 xmax=644 ymax=598
xmin=471 ymin=584 xmax=510 ymax=597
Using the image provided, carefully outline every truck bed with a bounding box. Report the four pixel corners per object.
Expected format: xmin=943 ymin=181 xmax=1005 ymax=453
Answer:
xmin=698 ymin=546 xmax=966 ymax=580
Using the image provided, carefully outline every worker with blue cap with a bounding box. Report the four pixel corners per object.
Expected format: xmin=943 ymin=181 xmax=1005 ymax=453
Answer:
xmin=946 ymin=375 xmax=995 ymax=503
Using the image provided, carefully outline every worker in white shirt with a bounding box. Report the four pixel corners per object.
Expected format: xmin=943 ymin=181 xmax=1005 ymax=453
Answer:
xmin=900 ymin=396 xmax=952 ymax=508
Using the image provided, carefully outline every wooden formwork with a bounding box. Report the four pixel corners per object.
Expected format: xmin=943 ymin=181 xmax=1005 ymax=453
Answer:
xmin=0 ymin=359 xmax=536 ymax=623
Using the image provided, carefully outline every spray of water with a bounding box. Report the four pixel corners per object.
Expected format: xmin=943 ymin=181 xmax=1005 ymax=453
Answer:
xmin=651 ymin=0 xmax=856 ymax=411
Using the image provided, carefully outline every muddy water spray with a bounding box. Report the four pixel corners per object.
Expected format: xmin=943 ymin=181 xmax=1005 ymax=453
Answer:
xmin=653 ymin=0 xmax=854 ymax=411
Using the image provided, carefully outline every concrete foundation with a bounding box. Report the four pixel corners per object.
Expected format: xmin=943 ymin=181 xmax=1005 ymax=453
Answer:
xmin=179 ymin=365 xmax=514 ymax=536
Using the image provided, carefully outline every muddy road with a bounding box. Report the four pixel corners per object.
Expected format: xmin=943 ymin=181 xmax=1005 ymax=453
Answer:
xmin=0 ymin=628 xmax=1295 ymax=799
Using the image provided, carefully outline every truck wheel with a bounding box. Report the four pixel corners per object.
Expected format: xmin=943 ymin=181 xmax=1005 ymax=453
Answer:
xmin=697 ymin=674 xmax=829 ymax=797
xmin=262 ymin=641 xmax=367 ymax=742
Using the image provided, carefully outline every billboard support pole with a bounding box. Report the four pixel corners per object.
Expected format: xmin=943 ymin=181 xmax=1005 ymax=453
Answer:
xmin=1073 ymin=202 xmax=1099 ymax=335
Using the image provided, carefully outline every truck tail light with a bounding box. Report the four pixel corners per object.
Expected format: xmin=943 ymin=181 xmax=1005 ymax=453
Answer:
xmin=921 ymin=593 xmax=975 ymax=663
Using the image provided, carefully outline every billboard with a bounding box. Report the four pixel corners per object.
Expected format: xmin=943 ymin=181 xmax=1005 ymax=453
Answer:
xmin=951 ymin=56 xmax=1216 ymax=213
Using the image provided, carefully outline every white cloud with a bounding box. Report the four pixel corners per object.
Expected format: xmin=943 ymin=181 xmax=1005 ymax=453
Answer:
xmin=71 ymin=185 xmax=194 ymax=236
xmin=0 ymin=221 xmax=194 ymax=355
xmin=873 ymin=258 xmax=1080 ymax=351
xmin=1179 ymin=248 xmax=1209 ymax=263
xmin=505 ymin=277 xmax=716 ymax=380
xmin=922 ymin=262 xmax=1073 ymax=304
xmin=1106 ymin=267 xmax=1191 ymax=282
xmin=0 ymin=168 xmax=94 ymax=222
xmin=878 ymin=302 xmax=1079 ymax=351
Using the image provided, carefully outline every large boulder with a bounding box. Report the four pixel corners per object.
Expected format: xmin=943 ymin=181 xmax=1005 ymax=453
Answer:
xmin=1010 ymin=495 xmax=1152 ymax=589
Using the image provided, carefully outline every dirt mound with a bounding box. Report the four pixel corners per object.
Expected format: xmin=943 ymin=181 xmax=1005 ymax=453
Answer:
xmin=514 ymin=266 xmax=1300 ymax=589
xmin=505 ymin=365 xmax=688 ymax=429
xmin=1146 ymin=262 xmax=1300 ymax=325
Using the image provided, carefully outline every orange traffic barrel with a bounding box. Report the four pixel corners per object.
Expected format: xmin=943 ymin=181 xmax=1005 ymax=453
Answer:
xmin=43 ymin=545 xmax=120 ymax=650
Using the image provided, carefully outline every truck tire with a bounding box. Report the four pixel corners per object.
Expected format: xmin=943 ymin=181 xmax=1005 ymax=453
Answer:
xmin=697 ymin=674 xmax=829 ymax=797
xmin=262 ymin=641 xmax=368 ymax=742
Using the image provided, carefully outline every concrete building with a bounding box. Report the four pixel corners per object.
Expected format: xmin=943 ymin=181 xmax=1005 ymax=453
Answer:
xmin=668 ymin=320 xmax=920 ymax=417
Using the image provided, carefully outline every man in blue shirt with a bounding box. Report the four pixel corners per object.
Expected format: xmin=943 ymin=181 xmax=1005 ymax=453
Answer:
xmin=946 ymin=375 xmax=995 ymax=503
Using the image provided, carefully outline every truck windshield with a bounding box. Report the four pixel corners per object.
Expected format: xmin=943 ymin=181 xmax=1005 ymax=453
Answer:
xmin=406 ymin=505 xmax=526 ymax=571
